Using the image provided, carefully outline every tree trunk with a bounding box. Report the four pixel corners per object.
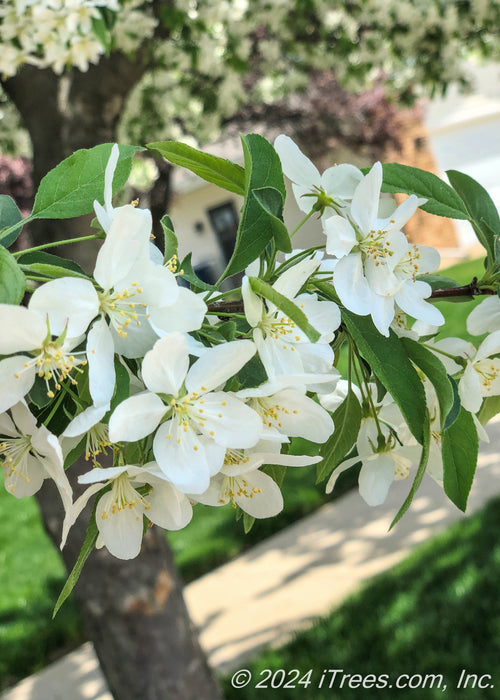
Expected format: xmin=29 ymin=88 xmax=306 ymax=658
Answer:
xmin=3 ymin=57 xmax=222 ymax=700
xmin=37 ymin=466 xmax=223 ymax=700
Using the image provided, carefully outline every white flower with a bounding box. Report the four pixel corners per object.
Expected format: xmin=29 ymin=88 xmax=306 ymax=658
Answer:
xmin=242 ymin=258 xmax=340 ymax=390
xmin=429 ymin=332 xmax=500 ymax=414
xmin=61 ymin=402 xmax=111 ymax=466
xmin=323 ymin=162 xmax=442 ymax=335
xmin=29 ymin=204 xmax=195 ymax=406
xmin=61 ymin=463 xmax=192 ymax=560
xmin=467 ymin=296 xmax=500 ymax=336
xmin=0 ymin=304 xmax=86 ymax=414
xmin=235 ymin=381 xmax=334 ymax=444
xmin=194 ymin=439 xmax=321 ymax=518
xmin=108 ymin=333 xmax=263 ymax=494
xmin=274 ymin=134 xmax=363 ymax=215
xmin=326 ymin=417 xmax=420 ymax=506
xmin=0 ymin=401 xmax=72 ymax=510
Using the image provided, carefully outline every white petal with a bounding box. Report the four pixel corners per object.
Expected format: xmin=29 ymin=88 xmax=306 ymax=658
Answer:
xmin=153 ymin=421 xmax=220 ymax=494
xmin=148 ymin=286 xmax=207 ymax=334
xmin=242 ymin=276 xmax=263 ymax=327
xmin=234 ymin=469 xmax=283 ymax=518
xmin=109 ymin=317 xmax=159 ymax=359
xmin=381 ymin=194 xmax=420 ymax=232
xmin=29 ymin=278 xmax=99 ymax=337
xmin=96 ymin=490 xmax=144 ymax=560
xmin=350 ymin=162 xmax=382 ymax=232
xmin=296 ymin=293 xmax=341 ymax=337
xmin=3 ymin=453 xmax=45 ymax=499
xmin=325 ymin=455 xmax=361 ymax=494
xmin=186 ymin=339 xmax=256 ymax=394
xmin=120 ymin=260 xmax=178 ymax=308
xmin=62 ymin=403 xmax=109 ymax=438
xmin=0 ymin=305 xmax=46 ymax=353
xmin=79 ymin=465 xmax=131 ymax=484
xmin=358 ymin=454 xmax=395 ymax=506
xmin=395 ymin=281 xmax=445 ymax=327
xmin=87 ymin=317 xmax=115 ymax=407
xmin=0 ymin=410 xmax=17 ymax=437
xmin=475 ymin=329 xmax=500 ymax=362
xmin=61 ymin=482 xmax=103 ymax=549
xmin=272 ymin=258 xmax=319 ymax=299
xmin=0 ymin=357 xmax=36 ymax=414
xmin=141 ymin=333 xmax=189 ymax=396
xmin=467 ymin=296 xmax=500 ymax=336
xmin=321 ymin=164 xmax=363 ymax=201
xmin=108 ymin=391 xmax=166 ymax=443
xmin=273 ymin=134 xmax=321 ymax=188
xmin=10 ymin=400 xmax=37 ymax=435
xmin=93 ymin=205 xmax=152 ymax=290
xmin=333 ymin=254 xmax=372 ymax=315
xmin=192 ymin=392 xmax=262 ymax=448
xmin=323 ymin=215 xmax=357 ymax=258
xmin=369 ymin=294 xmax=395 ymax=337
xmin=146 ymin=480 xmax=193 ymax=530
xmin=38 ymin=434 xmax=72 ymax=512
xmin=262 ymin=389 xmax=334 ymax=443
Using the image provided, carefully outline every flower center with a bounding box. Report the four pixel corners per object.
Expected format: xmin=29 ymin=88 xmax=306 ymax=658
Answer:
xmin=98 ymin=281 xmax=148 ymax=339
xmin=395 ymin=245 xmax=421 ymax=280
xmin=359 ymin=229 xmax=394 ymax=266
xmin=219 ymin=474 xmax=262 ymax=507
xmin=85 ymin=423 xmax=112 ymax=467
xmin=100 ymin=473 xmax=150 ymax=522
xmin=14 ymin=340 xmax=86 ymax=398
xmin=260 ymin=313 xmax=300 ymax=348
xmin=0 ymin=435 xmax=32 ymax=493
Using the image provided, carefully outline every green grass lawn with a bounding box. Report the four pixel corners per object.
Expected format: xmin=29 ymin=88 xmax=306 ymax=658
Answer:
xmin=0 ymin=257 xmax=488 ymax=691
xmin=223 ymin=494 xmax=500 ymax=700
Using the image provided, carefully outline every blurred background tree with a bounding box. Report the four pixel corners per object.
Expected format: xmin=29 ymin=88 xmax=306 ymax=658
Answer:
xmin=1 ymin=2 xmax=500 ymax=698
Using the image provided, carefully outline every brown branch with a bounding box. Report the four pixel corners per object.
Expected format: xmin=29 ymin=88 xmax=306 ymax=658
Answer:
xmin=429 ymin=277 xmax=496 ymax=300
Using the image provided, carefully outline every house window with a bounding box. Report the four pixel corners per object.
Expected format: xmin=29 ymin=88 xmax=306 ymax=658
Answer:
xmin=207 ymin=201 xmax=239 ymax=264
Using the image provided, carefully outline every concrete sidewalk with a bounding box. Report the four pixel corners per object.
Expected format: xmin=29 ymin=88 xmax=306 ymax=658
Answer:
xmin=3 ymin=417 xmax=500 ymax=699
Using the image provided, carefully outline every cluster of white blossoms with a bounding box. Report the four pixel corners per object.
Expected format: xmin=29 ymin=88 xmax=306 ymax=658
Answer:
xmin=1 ymin=138 xmax=499 ymax=568
xmin=0 ymin=0 xmax=156 ymax=77
xmin=274 ymin=135 xmax=445 ymax=337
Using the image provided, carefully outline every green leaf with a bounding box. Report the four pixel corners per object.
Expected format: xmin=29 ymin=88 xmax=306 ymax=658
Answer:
xmin=19 ymin=263 xmax=90 ymax=280
xmin=341 ymin=309 xmax=427 ymax=444
xmin=221 ymin=134 xmax=291 ymax=280
xmin=401 ymin=337 xmax=454 ymax=429
xmin=110 ymin=359 xmax=131 ymax=412
xmin=443 ymin=375 xmax=460 ymax=431
xmin=390 ymin=411 xmax=431 ymax=529
xmin=317 ymin=389 xmax=362 ymax=483
xmin=53 ymin=507 xmax=98 ymax=617
xmin=32 ymin=144 xmax=143 ymax=221
xmin=160 ymin=215 xmax=178 ymax=263
xmin=243 ymin=512 xmax=255 ymax=534
xmin=0 ymin=195 xmax=23 ymax=248
xmin=262 ymin=463 xmax=287 ymax=488
xmin=63 ymin=435 xmax=86 ymax=470
xmin=379 ymin=163 xmax=469 ymax=220
xmin=442 ymin=407 xmax=478 ymax=512
xmin=17 ymin=251 xmax=87 ymax=276
xmin=447 ymin=170 xmax=500 ymax=261
xmin=28 ymin=376 xmax=53 ymax=409
xmin=249 ymin=276 xmax=320 ymax=342
xmin=477 ymin=394 xmax=500 ymax=425
xmin=147 ymin=140 xmax=246 ymax=195
xmin=179 ymin=253 xmax=215 ymax=291
xmin=0 ymin=246 xmax=25 ymax=304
